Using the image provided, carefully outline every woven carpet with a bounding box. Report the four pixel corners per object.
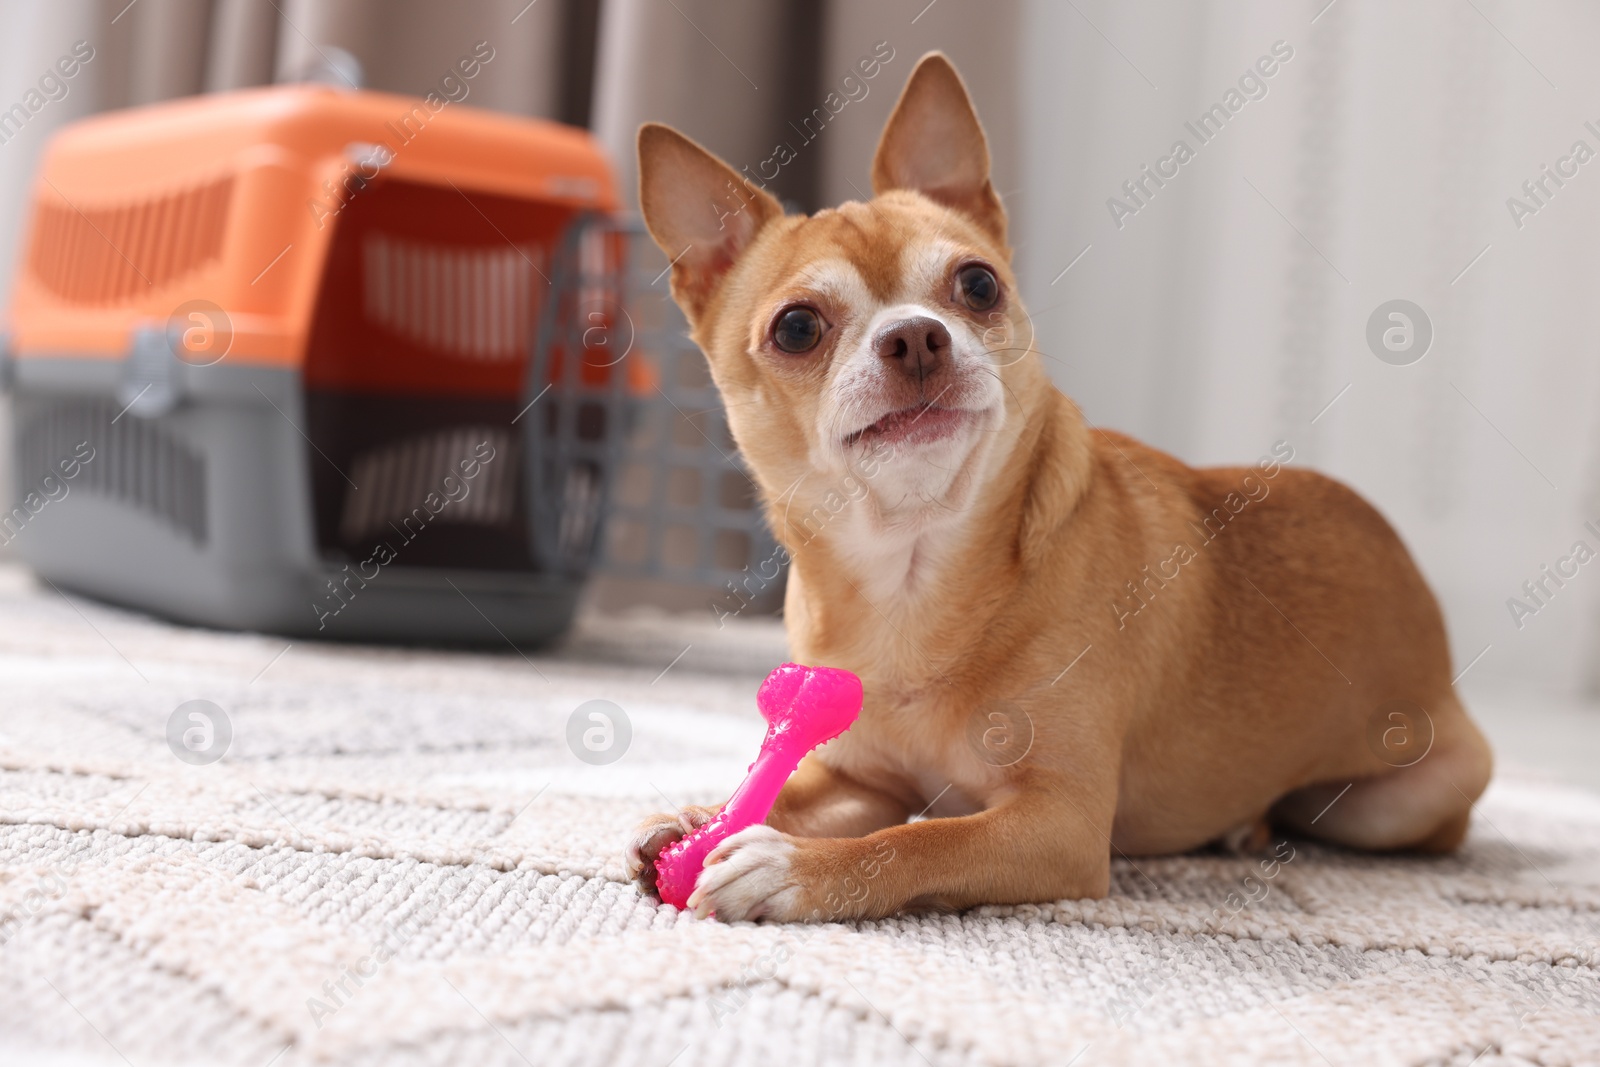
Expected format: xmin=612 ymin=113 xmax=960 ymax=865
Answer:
xmin=1 ymin=563 xmax=1598 ymax=1067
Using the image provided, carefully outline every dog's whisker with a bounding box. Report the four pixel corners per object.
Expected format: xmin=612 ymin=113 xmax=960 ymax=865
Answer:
xmin=975 ymin=366 xmax=1031 ymax=433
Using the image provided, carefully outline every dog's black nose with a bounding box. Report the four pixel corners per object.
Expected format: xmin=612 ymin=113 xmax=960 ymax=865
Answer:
xmin=873 ymin=316 xmax=949 ymax=383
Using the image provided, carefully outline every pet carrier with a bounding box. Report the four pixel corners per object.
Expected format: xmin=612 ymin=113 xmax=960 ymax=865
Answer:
xmin=2 ymin=85 xmax=649 ymax=645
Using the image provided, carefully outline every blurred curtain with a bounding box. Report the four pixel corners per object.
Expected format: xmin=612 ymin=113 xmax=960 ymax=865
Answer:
xmin=0 ymin=0 xmax=1022 ymax=310
xmin=2 ymin=0 xmax=1596 ymax=696
xmin=1018 ymin=0 xmax=1600 ymax=695
xmin=591 ymin=0 xmax=1019 ymax=216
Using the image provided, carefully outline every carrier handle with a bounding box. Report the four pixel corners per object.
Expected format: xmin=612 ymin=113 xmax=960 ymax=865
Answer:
xmin=118 ymin=323 xmax=183 ymax=419
xmin=520 ymin=211 xmax=631 ymax=577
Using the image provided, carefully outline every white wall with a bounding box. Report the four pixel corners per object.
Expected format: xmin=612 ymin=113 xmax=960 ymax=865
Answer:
xmin=1019 ymin=0 xmax=1600 ymax=696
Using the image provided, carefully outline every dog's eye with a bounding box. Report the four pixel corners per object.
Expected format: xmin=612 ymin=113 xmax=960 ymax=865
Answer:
xmin=955 ymin=264 xmax=1000 ymax=311
xmin=772 ymin=306 xmax=823 ymax=353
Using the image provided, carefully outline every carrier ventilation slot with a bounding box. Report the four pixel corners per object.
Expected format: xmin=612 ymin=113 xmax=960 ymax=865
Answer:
xmin=339 ymin=426 xmax=518 ymax=544
xmin=16 ymin=399 xmax=207 ymax=543
xmin=362 ymin=232 xmax=547 ymax=362
xmin=27 ymin=176 xmax=233 ymax=305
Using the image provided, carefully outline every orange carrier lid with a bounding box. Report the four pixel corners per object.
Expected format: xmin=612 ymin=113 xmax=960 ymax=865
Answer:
xmin=7 ymin=85 xmax=621 ymax=370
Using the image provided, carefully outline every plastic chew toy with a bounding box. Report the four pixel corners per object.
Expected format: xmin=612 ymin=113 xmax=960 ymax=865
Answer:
xmin=653 ymin=663 xmax=863 ymax=910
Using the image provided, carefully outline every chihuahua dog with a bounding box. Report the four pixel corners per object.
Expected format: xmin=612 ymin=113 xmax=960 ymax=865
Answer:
xmin=625 ymin=53 xmax=1491 ymax=922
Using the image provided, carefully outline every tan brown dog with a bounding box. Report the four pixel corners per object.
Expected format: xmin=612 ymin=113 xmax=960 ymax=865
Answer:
xmin=625 ymin=52 xmax=1492 ymax=922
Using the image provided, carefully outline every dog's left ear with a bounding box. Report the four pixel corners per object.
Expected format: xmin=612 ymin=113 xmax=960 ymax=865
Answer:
xmin=872 ymin=52 xmax=1006 ymax=243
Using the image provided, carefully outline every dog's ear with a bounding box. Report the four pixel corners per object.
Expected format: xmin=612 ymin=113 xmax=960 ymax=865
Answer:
xmin=871 ymin=53 xmax=1006 ymax=243
xmin=637 ymin=123 xmax=783 ymax=323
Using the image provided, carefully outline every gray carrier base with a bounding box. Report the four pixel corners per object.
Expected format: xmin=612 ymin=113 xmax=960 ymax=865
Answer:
xmin=7 ymin=356 xmax=581 ymax=646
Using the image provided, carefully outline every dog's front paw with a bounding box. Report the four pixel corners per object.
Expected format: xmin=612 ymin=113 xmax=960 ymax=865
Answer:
xmin=624 ymin=804 xmax=720 ymax=895
xmin=688 ymin=825 xmax=806 ymax=922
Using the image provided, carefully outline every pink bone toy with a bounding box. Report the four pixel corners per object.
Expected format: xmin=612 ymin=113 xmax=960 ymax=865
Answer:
xmin=653 ymin=663 xmax=863 ymax=910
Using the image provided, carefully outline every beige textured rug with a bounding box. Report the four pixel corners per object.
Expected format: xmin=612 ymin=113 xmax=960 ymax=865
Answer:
xmin=1 ymin=563 xmax=1599 ymax=1067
